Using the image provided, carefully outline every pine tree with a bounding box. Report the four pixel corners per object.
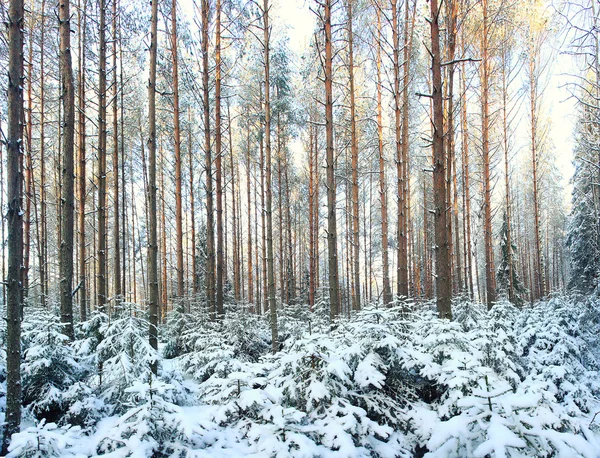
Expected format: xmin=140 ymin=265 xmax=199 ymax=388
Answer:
xmin=566 ymin=108 xmax=600 ymax=294
xmin=497 ymin=212 xmax=526 ymax=305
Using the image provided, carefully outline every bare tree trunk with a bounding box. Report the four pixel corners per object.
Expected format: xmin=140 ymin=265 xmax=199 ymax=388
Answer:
xmin=97 ymin=0 xmax=108 ymax=312
xmin=215 ymin=0 xmax=224 ymax=316
xmin=147 ymin=0 xmax=159 ymax=374
xmin=263 ymin=0 xmax=278 ymax=351
xmin=430 ymin=0 xmax=452 ymax=319
xmin=254 ymin=146 xmax=261 ymax=311
xmin=171 ymin=0 xmax=184 ymax=298
xmin=481 ymin=0 xmax=496 ymax=309
xmin=401 ymin=0 xmax=416 ymax=298
xmin=423 ymin=177 xmax=431 ymax=298
xmin=188 ymin=111 xmax=197 ymax=295
xmin=460 ymin=60 xmax=474 ymax=298
xmin=1 ymin=119 xmax=5 ymax=308
xmin=376 ymin=9 xmax=391 ymax=306
xmin=529 ymin=45 xmax=545 ymax=299
xmin=246 ymin=107 xmax=254 ymax=305
xmin=202 ymin=0 xmax=215 ymax=316
xmin=392 ymin=0 xmax=407 ymax=297
xmin=501 ymin=41 xmax=514 ymax=303
xmin=78 ymin=0 xmax=87 ymax=320
xmin=308 ymin=121 xmax=316 ymax=310
xmin=324 ymin=0 xmax=340 ymax=318
xmin=445 ymin=0 xmax=460 ymax=293
xmin=160 ymin=147 xmax=168 ymax=315
xmin=277 ymin=130 xmax=284 ymax=301
xmin=120 ymin=25 xmax=127 ymax=300
xmin=24 ymin=19 xmax=32 ymax=304
xmin=2 ymin=0 xmax=24 ymax=449
xmin=230 ymin=105 xmax=240 ymax=301
xmin=112 ymin=0 xmax=121 ymax=305
xmin=347 ymin=0 xmax=361 ymax=310
xmin=131 ymin=156 xmax=138 ymax=303
xmin=260 ymin=90 xmax=267 ymax=312
xmin=40 ymin=0 xmax=48 ymax=306
xmin=59 ymin=0 xmax=75 ymax=339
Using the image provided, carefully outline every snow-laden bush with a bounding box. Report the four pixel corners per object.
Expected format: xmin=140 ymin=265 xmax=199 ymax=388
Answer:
xmin=518 ymin=298 xmax=600 ymax=416
xmin=21 ymin=307 xmax=84 ymax=421
xmin=61 ymin=382 xmax=109 ymax=430
xmin=406 ymin=298 xmax=600 ymax=457
xmin=6 ymin=420 xmax=83 ymax=458
xmin=74 ymin=311 xmax=109 ymax=367
xmin=178 ymin=305 xmax=269 ymax=383
xmin=4 ymin=295 xmax=600 ymax=457
xmin=162 ymin=307 xmax=198 ymax=359
xmin=94 ymin=303 xmax=158 ymax=410
xmin=95 ymin=378 xmax=204 ymax=458
xmin=198 ymin=305 xmax=412 ymax=457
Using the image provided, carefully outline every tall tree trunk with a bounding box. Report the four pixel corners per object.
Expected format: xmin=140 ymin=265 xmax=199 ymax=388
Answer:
xmin=202 ymin=0 xmax=215 ymax=316
xmin=308 ymin=121 xmax=316 ymax=310
xmin=460 ymin=60 xmax=474 ymax=297
xmin=188 ymin=111 xmax=198 ymax=295
xmin=324 ymin=0 xmax=340 ymax=318
xmin=215 ymin=0 xmax=225 ymax=317
xmin=59 ymin=0 xmax=75 ymax=339
xmin=231 ymin=108 xmax=240 ymax=301
xmin=401 ymin=0 xmax=416 ymax=298
xmin=277 ymin=128 xmax=284 ymax=301
xmin=376 ymin=9 xmax=391 ymax=306
xmin=171 ymin=0 xmax=184 ymax=298
xmin=78 ymin=0 xmax=87 ymax=320
xmin=254 ymin=145 xmax=261 ymax=311
xmin=431 ymin=0 xmax=452 ymax=319
xmin=260 ymin=90 xmax=267 ymax=312
xmin=481 ymin=0 xmax=496 ymax=309
xmin=120 ymin=23 xmax=127 ymax=299
xmin=160 ymin=147 xmax=168 ymax=314
xmin=147 ymin=0 xmax=159 ymax=374
xmin=445 ymin=0 xmax=460 ymax=292
xmin=40 ymin=0 xmax=48 ymax=306
xmin=347 ymin=0 xmax=361 ymax=310
xmin=112 ymin=0 xmax=121 ymax=305
xmin=246 ymin=107 xmax=254 ymax=305
xmin=1 ymin=119 xmax=5 ymax=308
xmin=263 ymin=0 xmax=278 ymax=352
xmin=24 ymin=18 xmax=33 ymax=304
xmin=501 ymin=41 xmax=514 ymax=303
xmin=3 ymin=0 xmax=24 ymax=449
xmin=97 ymin=0 xmax=108 ymax=312
xmin=392 ymin=0 xmax=407 ymax=297
xmin=529 ymin=43 xmax=545 ymax=300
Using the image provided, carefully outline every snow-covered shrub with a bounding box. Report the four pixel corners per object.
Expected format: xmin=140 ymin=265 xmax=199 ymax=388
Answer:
xmin=74 ymin=311 xmax=109 ymax=367
xmin=21 ymin=307 xmax=83 ymax=421
xmin=94 ymin=303 xmax=158 ymax=409
xmin=96 ymin=379 xmax=204 ymax=457
xmin=162 ymin=307 xmax=199 ymax=359
xmin=6 ymin=420 xmax=83 ymax=458
xmin=178 ymin=306 xmax=269 ymax=383
xmin=518 ymin=298 xmax=600 ymax=416
xmin=404 ymin=298 xmax=600 ymax=457
xmin=452 ymin=299 xmax=486 ymax=332
xmin=478 ymin=300 xmax=524 ymax=389
xmin=198 ymin=306 xmax=414 ymax=457
xmin=61 ymin=382 xmax=109 ymax=430
xmin=424 ymin=375 xmax=600 ymax=458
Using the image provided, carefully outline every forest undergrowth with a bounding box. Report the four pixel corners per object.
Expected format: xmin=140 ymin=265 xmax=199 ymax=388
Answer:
xmin=1 ymin=293 xmax=599 ymax=457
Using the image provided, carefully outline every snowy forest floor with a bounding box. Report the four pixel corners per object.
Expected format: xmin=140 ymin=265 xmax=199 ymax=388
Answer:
xmin=2 ymin=293 xmax=600 ymax=457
